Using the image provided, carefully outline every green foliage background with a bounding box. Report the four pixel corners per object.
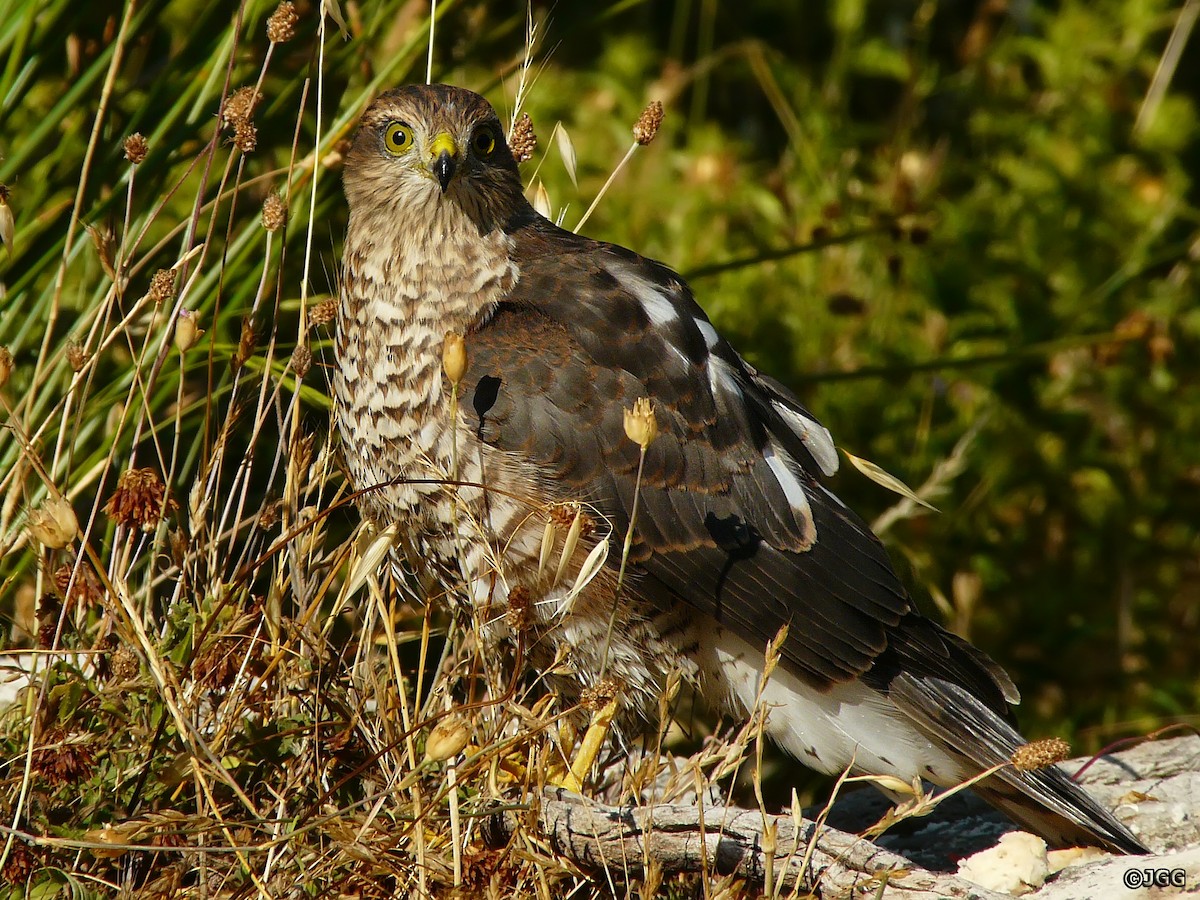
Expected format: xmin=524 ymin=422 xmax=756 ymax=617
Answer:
xmin=0 ymin=0 xmax=1197 ymax=888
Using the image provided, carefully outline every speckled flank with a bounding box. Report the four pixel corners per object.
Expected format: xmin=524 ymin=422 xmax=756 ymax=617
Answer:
xmin=334 ymin=87 xmax=696 ymax=723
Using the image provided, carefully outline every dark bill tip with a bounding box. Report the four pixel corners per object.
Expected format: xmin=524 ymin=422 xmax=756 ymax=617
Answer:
xmin=433 ymin=150 xmax=456 ymax=193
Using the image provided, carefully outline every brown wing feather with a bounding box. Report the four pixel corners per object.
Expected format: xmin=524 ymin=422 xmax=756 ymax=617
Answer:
xmin=459 ymin=219 xmax=930 ymax=689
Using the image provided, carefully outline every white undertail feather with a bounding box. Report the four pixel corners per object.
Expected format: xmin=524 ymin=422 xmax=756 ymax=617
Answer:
xmin=698 ymin=629 xmax=969 ymax=785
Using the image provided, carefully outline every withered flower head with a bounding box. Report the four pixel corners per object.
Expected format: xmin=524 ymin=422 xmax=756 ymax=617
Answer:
xmin=108 ymin=645 xmax=140 ymax=682
xmin=233 ymin=119 xmax=258 ymax=153
xmin=104 ymin=467 xmax=175 ymax=532
xmin=0 ymin=840 xmax=40 ymax=885
xmin=258 ymin=498 xmax=282 ymax=530
xmin=548 ymin=501 xmax=595 ymax=538
xmin=507 ymin=584 xmax=532 ymax=632
xmin=148 ymin=268 xmax=176 ymax=304
xmin=28 ymin=494 xmax=78 ymax=549
xmin=32 ymin=730 xmax=96 ymax=786
xmin=1011 ymin=737 xmax=1072 ymax=771
xmin=193 ymin=635 xmax=249 ymax=689
xmin=123 ymin=132 xmax=149 ymax=164
xmin=291 ymin=344 xmax=312 ymax=379
xmin=52 ymin=561 xmax=103 ymax=611
xmin=425 ymin=716 xmax=470 ymax=762
xmin=262 ymin=193 xmax=287 ymax=232
xmin=633 ymin=101 xmax=664 ymax=146
xmin=66 ymin=341 xmax=87 ymax=373
xmin=222 ymin=86 xmax=262 ymax=127
xmin=309 ymin=297 xmax=337 ymax=327
xmin=174 ymin=309 xmax=204 ymax=353
xmin=623 ymin=397 xmax=658 ymax=448
xmin=580 ymin=679 xmax=621 ymax=711
xmin=267 ymin=1 xmax=299 ymax=42
xmin=509 ymin=113 xmax=537 ymax=163
xmin=442 ymin=331 xmax=467 ymax=386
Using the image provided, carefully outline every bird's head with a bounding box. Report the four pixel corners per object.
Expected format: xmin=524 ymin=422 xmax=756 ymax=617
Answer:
xmin=344 ymin=84 xmax=525 ymax=232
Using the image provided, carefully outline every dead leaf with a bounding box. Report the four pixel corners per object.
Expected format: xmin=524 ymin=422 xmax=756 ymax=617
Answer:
xmin=843 ymin=450 xmax=938 ymax=512
xmin=554 ymin=122 xmax=578 ymax=187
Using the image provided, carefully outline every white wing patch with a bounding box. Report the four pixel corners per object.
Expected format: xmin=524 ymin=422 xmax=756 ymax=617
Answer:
xmin=772 ymin=402 xmax=839 ymax=476
xmin=764 ymin=440 xmax=814 ymax=540
xmin=708 ymin=356 xmax=745 ymax=409
xmin=695 ymin=317 xmax=720 ymax=350
xmin=607 ymin=261 xmax=680 ymax=327
xmin=605 ymin=261 xmax=700 ymax=370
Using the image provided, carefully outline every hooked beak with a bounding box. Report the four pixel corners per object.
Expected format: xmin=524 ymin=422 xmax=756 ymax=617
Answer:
xmin=429 ymin=132 xmax=459 ymax=193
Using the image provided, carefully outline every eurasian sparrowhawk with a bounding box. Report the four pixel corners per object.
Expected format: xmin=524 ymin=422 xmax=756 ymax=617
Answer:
xmin=333 ymin=84 xmax=1146 ymax=854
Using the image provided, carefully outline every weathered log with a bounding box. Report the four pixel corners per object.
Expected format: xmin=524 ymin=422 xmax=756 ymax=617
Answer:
xmin=483 ymin=735 xmax=1200 ymax=897
xmin=484 ymin=785 xmax=1007 ymax=898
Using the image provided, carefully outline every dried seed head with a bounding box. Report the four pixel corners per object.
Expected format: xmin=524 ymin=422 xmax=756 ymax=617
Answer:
xmin=258 ymin=498 xmax=282 ymax=530
xmin=235 ymin=317 xmax=256 ymax=369
xmin=623 ymin=397 xmax=658 ymax=448
xmin=309 ymin=296 xmax=337 ymax=327
xmin=292 ymin=344 xmax=312 ymax=379
xmin=193 ymin=635 xmax=251 ymax=689
xmin=222 ymin=86 xmax=262 ymax=127
xmin=37 ymin=592 xmax=61 ymax=649
xmin=233 ymin=119 xmax=258 ymax=153
xmin=442 ymin=331 xmax=467 ymax=386
xmin=66 ymin=341 xmax=87 ymax=373
xmin=633 ymin=100 xmax=664 ymax=146
xmin=261 ymin=193 xmax=287 ymax=232
xmin=108 ymin=645 xmax=140 ymax=681
xmin=292 ymin=432 xmax=316 ymax=475
xmin=548 ymin=501 xmax=578 ymax=531
xmin=425 ymin=716 xmax=470 ymax=762
xmin=1011 ymin=737 xmax=1072 ymax=771
xmin=509 ymin=113 xmax=537 ymax=163
xmin=507 ymin=584 xmax=533 ymax=632
xmin=0 ymin=840 xmax=39 ymax=885
xmin=29 ymin=495 xmax=78 ymax=549
xmin=548 ymin=502 xmax=596 ymax=538
xmin=32 ymin=731 xmax=95 ymax=787
xmin=266 ymin=1 xmax=298 ymax=42
xmin=0 ymin=345 xmax=13 ymax=389
xmin=174 ymin=309 xmax=203 ymax=353
xmin=580 ymin=679 xmax=621 ymax=711
xmin=104 ymin=467 xmax=175 ymax=532
xmin=86 ymin=224 xmax=118 ymax=281
xmin=148 ymin=268 xmax=176 ymax=304
xmin=52 ymin=562 xmax=103 ymax=611
xmin=123 ymin=132 xmax=149 ymax=164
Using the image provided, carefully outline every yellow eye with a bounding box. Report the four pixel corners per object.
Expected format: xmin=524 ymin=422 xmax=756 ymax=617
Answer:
xmin=471 ymin=127 xmax=496 ymax=157
xmin=383 ymin=122 xmax=414 ymax=154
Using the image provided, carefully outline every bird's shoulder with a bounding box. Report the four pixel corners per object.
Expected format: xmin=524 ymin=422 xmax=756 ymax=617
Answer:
xmin=493 ymin=215 xmax=840 ymax=479
xmin=456 ymin=217 xmax=922 ymax=687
